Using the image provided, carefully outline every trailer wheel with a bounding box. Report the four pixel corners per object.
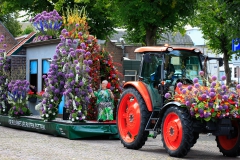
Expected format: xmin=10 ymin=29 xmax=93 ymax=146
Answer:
xmin=117 ymin=87 xmax=150 ymax=149
xmin=161 ymin=106 xmax=194 ymax=157
xmin=216 ymin=120 xmax=240 ymax=157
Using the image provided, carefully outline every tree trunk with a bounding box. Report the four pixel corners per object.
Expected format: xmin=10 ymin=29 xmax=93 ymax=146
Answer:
xmin=223 ymin=52 xmax=231 ymax=85
xmin=145 ymin=26 xmax=158 ymax=46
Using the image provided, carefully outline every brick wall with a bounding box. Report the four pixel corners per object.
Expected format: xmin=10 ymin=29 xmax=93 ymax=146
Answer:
xmin=104 ymin=41 xmax=124 ymax=81
xmin=0 ymin=22 xmax=17 ymax=52
xmin=10 ymin=49 xmax=27 ymax=80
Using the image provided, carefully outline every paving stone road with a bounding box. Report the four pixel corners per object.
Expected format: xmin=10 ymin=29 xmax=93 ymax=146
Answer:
xmin=0 ymin=126 xmax=239 ymax=160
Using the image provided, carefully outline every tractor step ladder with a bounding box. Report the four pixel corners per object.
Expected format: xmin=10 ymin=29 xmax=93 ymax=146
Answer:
xmin=145 ymin=111 xmax=161 ymax=138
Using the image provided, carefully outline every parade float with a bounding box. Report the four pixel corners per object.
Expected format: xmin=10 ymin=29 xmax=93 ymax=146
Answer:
xmin=0 ymin=8 xmax=122 ymax=139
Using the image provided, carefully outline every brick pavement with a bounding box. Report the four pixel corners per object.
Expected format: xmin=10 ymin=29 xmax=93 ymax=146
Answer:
xmin=0 ymin=126 xmax=239 ymax=160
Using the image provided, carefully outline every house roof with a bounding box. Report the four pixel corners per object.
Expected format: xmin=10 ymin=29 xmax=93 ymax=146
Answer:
xmin=7 ymin=32 xmax=36 ymax=56
xmin=109 ymin=29 xmax=193 ymax=45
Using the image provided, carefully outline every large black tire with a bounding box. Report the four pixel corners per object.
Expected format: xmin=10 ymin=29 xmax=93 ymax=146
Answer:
xmin=161 ymin=106 xmax=194 ymax=157
xmin=117 ymin=87 xmax=151 ymax=149
xmin=216 ymin=120 xmax=240 ymax=157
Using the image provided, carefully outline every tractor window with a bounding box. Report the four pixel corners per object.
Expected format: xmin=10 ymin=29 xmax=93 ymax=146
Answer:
xmin=168 ymin=51 xmax=203 ymax=85
xmin=141 ymin=53 xmax=163 ymax=84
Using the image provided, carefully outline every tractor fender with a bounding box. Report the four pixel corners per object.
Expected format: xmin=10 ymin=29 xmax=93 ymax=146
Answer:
xmin=124 ymin=81 xmax=153 ymax=111
xmin=159 ymin=101 xmax=182 ymax=117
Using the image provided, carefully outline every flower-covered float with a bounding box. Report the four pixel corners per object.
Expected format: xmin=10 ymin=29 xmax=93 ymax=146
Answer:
xmin=0 ymin=7 xmax=122 ymax=140
xmin=165 ymin=71 xmax=240 ymax=122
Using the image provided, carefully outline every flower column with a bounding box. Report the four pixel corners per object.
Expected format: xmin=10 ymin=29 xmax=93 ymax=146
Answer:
xmin=0 ymin=35 xmax=11 ymax=115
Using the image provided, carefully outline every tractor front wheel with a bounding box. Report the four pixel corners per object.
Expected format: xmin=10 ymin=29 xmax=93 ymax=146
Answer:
xmin=117 ymin=87 xmax=151 ymax=149
xmin=161 ymin=106 xmax=194 ymax=157
xmin=216 ymin=120 xmax=240 ymax=157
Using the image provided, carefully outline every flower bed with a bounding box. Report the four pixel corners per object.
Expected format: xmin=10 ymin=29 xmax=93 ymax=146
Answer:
xmin=8 ymin=80 xmax=31 ymax=118
xmin=165 ymin=72 xmax=240 ymax=121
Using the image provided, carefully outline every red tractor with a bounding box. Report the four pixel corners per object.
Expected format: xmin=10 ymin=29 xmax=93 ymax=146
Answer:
xmin=117 ymin=46 xmax=240 ymax=157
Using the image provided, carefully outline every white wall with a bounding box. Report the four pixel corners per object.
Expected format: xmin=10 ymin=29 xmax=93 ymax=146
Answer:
xmin=26 ymin=44 xmax=56 ymax=92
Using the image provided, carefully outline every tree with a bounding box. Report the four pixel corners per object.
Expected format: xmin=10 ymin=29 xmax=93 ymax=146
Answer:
xmin=190 ymin=0 xmax=234 ymax=85
xmin=0 ymin=0 xmax=117 ymax=40
xmin=22 ymin=25 xmax=34 ymax=35
xmin=225 ymin=0 xmax=240 ymax=39
xmin=114 ymin=0 xmax=198 ymax=46
xmin=0 ymin=13 xmax=22 ymax=37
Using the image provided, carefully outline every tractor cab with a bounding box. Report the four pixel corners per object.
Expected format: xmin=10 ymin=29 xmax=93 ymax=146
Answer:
xmin=137 ymin=46 xmax=203 ymax=110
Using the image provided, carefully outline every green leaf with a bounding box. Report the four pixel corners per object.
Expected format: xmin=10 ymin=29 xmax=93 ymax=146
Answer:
xmin=204 ymin=116 xmax=211 ymax=121
xmin=195 ymin=113 xmax=200 ymax=118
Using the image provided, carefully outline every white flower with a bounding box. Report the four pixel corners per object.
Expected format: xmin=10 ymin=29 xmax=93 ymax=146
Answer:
xmin=53 ymin=112 xmax=55 ymax=115
xmin=82 ymin=77 xmax=86 ymax=83
xmin=51 ymin=99 xmax=54 ymax=102
xmin=35 ymin=103 xmax=41 ymax=110
xmin=46 ymin=114 xmax=49 ymax=117
xmin=73 ymin=100 xmax=77 ymax=110
xmin=76 ymin=117 xmax=79 ymax=120
xmin=1 ymin=102 xmax=5 ymax=109
xmin=82 ymin=115 xmax=86 ymax=119
xmin=3 ymin=109 xmax=5 ymax=111
xmin=72 ymin=118 xmax=75 ymax=121
xmin=75 ymin=74 xmax=79 ymax=82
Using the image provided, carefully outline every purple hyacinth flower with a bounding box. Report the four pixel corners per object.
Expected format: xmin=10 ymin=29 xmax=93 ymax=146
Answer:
xmin=193 ymin=78 xmax=198 ymax=83
xmin=185 ymin=101 xmax=191 ymax=106
xmin=194 ymin=83 xmax=200 ymax=88
xmin=221 ymin=85 xmax=227 ymax=90
xmin=177 ymin=82 xmax=182 ymax=88
xmin=210 ymin=88 xmax=215 ymax=92
xmin=211 ymin=76 xmax=217 ymax=81
xmin=209 ymin=92 xmax=215 ymax=98
xmin=201 ymin=94 xmax=207 ymax=100
xmin=182 ymin=89 xmax=187 ymax=94
xmin=187 ymin=85 xmax=193 ymax=91
xmin=164 ymin=93 xmax=171 ymax=99
xmin=236 ymin=84 xmax=240 ymax=89
xmin=198 ymin=108 xmax=204 ymax=114
xmin=87 ymin=60 xmax=93 ymax=65
xmin=211 ymin=82 xmax=216 ymax=87
xmin=221 ymin=75 xmax=226 ymax=81
xmin=222 ymin=95 xmax=228 ymax=101
xmin=223 ymin=105 xmax=228 ymax=110
xmin=199 ymin=71 xmax=204 ymax=76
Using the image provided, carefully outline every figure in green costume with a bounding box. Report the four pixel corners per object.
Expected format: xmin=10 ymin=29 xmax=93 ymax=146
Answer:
xmin=91 ymin=80 xmax=114 ymax=121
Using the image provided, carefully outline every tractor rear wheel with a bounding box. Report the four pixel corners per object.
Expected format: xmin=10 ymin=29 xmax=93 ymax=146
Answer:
xmin=161 ymin=106 xmax=194 ymax=157
xmin=117 ymin=87 xmax=151 ymax=149
xmin=216 ymin=120 xmax=240 ymax=157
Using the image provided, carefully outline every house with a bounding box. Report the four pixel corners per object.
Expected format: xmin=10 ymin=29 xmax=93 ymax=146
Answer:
xmin=0 ymin=21 xmax=18 ymax=53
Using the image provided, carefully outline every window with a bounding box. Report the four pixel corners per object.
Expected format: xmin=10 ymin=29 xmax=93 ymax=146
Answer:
xmin=30 ymin=60 xmax=38 ymax=91
xmin=42 ymin=59 xmax=51 ymax=90
xmin=234 ymin=67 xmax=237 ymax=78
xmin=124 ymin=70 xmax=137 ymax=82
xmin=136 ymin=53 xmax=142 ymax=61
